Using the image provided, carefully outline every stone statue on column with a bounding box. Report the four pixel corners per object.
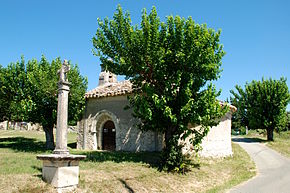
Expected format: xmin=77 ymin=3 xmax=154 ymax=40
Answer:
xmin=58 ymin=60 xmax=70 ymax=83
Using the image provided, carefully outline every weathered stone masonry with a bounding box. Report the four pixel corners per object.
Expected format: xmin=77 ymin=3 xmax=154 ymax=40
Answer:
xmin=77 ymin=95 xmax=163 ymax=152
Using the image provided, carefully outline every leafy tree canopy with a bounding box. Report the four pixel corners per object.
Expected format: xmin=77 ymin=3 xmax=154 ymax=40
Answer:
xmin=286 ymin=111 xmax=290 ymax=130
xmin=0 ymin=56 xmax=88 ymax=149
xmin=93 ymin=5 xmax=227 ymax=172
xmin=0 ymin=57 xmax=28 ymax=121
xmin=230 ymin=77 xmax=290 ymax=141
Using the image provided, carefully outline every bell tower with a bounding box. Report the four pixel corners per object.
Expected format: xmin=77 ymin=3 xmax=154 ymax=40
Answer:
xmin=98 ymin=66 xmax=117 ymax=86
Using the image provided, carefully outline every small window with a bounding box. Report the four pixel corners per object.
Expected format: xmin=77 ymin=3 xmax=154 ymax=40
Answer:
xmin=104 ymin=128 xmax=108 ymax=133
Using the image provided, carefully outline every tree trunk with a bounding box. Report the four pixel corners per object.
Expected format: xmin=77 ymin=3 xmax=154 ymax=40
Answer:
xmin=164 ymin=126 xmax=179 ymax=148
xmin=266 ymin=128 xmax=274 ymax=141
xmin=162 ymin=126 xmax=185 ymax=172
xmin=165 ymin=128 xmax=173 ymax=148
xmin=6 ymin=120 xmax=9 ymax=130
xmin=43 ymin=126 xmax=55 ymax=150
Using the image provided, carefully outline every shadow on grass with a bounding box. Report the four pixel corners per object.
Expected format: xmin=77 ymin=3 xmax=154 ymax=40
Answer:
xmin=31 ymin=166 xmax=43 ymax=180
xmin=31 ymin=165 xmax=42 ymax=173
xmin=118 ymin=178 xmax=135 ymax=193
xmin=0 ymin=136 xmax=199 ymax=172
xmin=0 ymin=137 xmax=48 ymax=153
xmin=232 ymin=137 xmax=267 ymax=143
xmin=68 ymin=142 xmax=77 ymax=149
xmin=191 ymin=162 xmax=201 ymax=170
xmin=74 ymin=150 xmax=161 ymax=168
xmin=0 ymin=136 xmax=161 ymax=168
xmin=73 ymin=150 xmax=201 ymax=172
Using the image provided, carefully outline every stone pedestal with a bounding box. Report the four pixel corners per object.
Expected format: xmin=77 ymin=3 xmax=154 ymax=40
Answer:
xmin=37 ymin=154 xmax=86 ymax=191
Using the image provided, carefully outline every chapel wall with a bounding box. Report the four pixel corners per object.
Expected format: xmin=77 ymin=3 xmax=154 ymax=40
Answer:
xmin=182 ymin=111 xmax=233 ymax=157
xmin=77 ymin=95 xmax=163 ymax=152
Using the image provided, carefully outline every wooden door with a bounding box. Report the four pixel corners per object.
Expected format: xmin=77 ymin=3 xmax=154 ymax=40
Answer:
xmin=102 ymin=120 xmax=116 ymax=150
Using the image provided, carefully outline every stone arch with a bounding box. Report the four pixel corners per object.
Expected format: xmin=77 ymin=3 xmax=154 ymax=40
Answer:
xmin=94 ymin=110 xmax=120 ymax=150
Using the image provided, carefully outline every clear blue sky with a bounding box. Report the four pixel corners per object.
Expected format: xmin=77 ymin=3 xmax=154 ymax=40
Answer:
xmin=1 ymin=0 xmax=289 ymax=109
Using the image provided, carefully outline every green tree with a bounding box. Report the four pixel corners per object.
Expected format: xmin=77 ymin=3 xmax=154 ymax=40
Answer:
xmin=230 ymin=87 xmax=249 ymax=131
xmin=0 ymin=64 xmax=6 ymax=120
xmin=0 ymin=57 xmax=30 ymax=122
xmin=230 ymin=77 xmax=290 ymax=141
xmin=286 ymin=111 xmax=290 ymax=131
xmin=93 ymin=6 xmax=227 ymax=172
xmin=0 ymin=56 xmax=87 ymax=149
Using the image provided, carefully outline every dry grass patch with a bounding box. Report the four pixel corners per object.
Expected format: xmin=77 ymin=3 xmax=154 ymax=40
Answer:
xmin=267 ymin=131 xmax=290 ymax=158
xmin=0 ymin=174 xmax=54 ymax=193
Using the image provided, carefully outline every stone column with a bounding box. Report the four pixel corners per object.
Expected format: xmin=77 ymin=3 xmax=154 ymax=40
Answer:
xmin=37 ymin=60 xmax=86 ymax=191
xmin=53 ymin=59 xmax=71 ymax=155
xmin=53 ymin=80 xmax=70 ymax=155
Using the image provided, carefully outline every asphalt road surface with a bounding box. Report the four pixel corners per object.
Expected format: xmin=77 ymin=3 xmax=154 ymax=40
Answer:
xmin=229 ymin=137 xmax=290 ymax=193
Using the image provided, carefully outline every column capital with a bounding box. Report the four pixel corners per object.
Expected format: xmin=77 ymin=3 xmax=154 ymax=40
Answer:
xmin=58 ymin=81 xmax=71 ymax=91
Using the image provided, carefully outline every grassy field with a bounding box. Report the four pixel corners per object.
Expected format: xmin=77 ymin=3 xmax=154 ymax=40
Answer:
xmin=246 ymin=129 xmax=290 ymax=158
xmin=0 ymin=130 xmax=255 ymax=193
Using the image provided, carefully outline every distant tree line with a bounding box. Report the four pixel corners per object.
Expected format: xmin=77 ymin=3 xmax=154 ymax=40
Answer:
xmin=0 ymin=56 xmax=87 ymax=149
xmin=230 ymin=77 xmax=290 ymax=141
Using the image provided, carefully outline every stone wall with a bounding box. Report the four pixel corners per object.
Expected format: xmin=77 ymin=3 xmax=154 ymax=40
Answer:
xmin=0 ymin=121 xmax=8 ymax=130
xmin=0 ymin=121 xmax=42 ymax=131
xmin=182 ymin=112 xmax=233 ymax=157
xmin=77 ymin=95 xmax=163 ymax=152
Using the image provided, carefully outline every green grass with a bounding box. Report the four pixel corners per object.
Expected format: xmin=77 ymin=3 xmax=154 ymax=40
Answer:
xmin=206 ymin=143 xmax=256 ymax=193
xmin=246 ymin=129 xmax=290 ymax=158
xmin=267 ymin=131 xmax=290 ymax=157
xmin=0 ymin=130 xmax=255 ymax=193
xmin=0 ymin=129 xmax=77 ymax=144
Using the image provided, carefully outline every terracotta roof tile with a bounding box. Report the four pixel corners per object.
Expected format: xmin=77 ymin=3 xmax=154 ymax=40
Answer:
xmin=85 ymin=80 xmax=133 ymax=98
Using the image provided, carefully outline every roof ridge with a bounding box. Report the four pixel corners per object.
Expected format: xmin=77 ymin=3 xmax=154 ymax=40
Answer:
xmin=85 ymin=80 xmax=133 ymax=99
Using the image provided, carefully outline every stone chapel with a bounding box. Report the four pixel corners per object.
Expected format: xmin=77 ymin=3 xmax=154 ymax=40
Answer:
xmin=77 ymin=70 xmax=236 ymax=157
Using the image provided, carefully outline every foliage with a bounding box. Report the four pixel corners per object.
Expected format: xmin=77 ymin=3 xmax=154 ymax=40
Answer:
xmin=230 ymin=93 xmax=248 ymax=130
xmin=0 ymin=57 xmax=29 ymax=121
xmin=93 ymin=5 xmax=227 ymax=172
xmin=0 ymin=64 xmax=6 ymax=120
xmin=230 ymin=77 xmax=290 ymax=141
xmin=240 ymin=126 xmax=247 ymax=135
xmin=286 ymin=111 xmax=290 ymax=131
xmin=231 ymin=126 xmax=247 ymax=135
xmin=0 ymin=56 xmax=87 ymax=149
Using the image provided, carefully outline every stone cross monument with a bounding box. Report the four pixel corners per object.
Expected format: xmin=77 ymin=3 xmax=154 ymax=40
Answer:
xmin=37 ymin=60 xmax=85 ymax=191
xmin=53 ymin=60 xmax=70 ymax=155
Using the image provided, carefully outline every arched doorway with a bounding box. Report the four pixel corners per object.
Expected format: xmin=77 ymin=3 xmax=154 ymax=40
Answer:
xmin=102 ymin=120 xmax=116 ymax=150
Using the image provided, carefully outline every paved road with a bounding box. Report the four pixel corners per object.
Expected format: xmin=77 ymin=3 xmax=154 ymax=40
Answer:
xmin=229 ymin=137 xmax=290 ymax=193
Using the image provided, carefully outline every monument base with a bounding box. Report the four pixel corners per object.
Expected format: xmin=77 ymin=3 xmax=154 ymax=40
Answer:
xmin=53 ymin=149 xmax=70 ymax=155
xmin=37 ymin=154 xmax=86 ymax=191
